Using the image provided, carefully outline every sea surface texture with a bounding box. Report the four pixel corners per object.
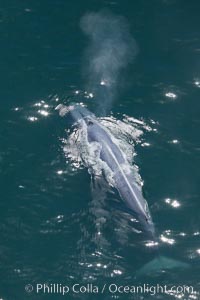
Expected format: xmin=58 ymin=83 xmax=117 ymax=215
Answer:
xmin=0 ymin=1 xmax=200 ymax=299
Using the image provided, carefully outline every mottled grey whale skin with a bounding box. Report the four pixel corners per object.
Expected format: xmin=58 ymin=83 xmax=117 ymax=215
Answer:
xmin=68 ymin=104 xmax=155 ymax=239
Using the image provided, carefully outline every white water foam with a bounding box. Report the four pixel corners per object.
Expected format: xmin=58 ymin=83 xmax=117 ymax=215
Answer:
xmin=59 ymin=104 xmax=152 ymax=189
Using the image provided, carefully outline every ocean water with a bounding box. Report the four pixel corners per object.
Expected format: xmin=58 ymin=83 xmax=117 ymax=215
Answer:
xmin=0 ymin=1 xmax=200 ymax=299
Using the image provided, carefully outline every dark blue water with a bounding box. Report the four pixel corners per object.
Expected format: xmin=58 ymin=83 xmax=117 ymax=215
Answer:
xmin=0 ymin=1 xmax=200 ymax=299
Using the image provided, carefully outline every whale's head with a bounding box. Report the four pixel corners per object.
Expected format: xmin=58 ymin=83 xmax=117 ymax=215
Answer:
xmin=56 ymin=103 xmax=94 ymax=124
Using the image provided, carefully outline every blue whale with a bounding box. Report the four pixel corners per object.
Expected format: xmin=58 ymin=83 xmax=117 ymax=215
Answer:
xmin=57 ymin=103 xmax=190 ymax=276
xmin=62 ymin=103 xmax=155 ymax=239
